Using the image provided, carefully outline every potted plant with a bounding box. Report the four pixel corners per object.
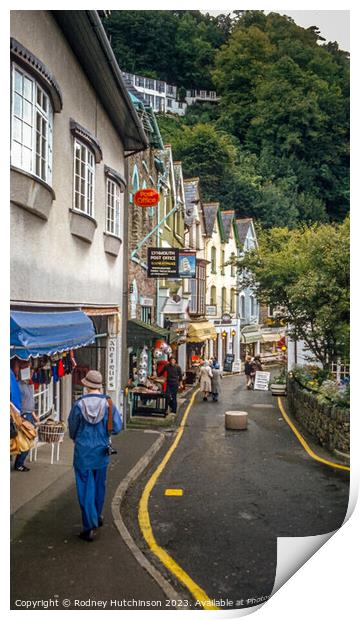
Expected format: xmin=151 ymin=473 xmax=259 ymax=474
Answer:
xmin=270 ymin=369 xmax=287 ymax=396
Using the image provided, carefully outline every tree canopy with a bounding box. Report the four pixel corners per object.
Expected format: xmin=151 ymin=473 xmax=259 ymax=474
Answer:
xmin=104 ymin=10 xmax=349 ymax=227
xmin=237 ymin=219 xmax=350 ymax=369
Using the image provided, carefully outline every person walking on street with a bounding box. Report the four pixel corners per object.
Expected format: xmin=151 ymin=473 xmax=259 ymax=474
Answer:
xmin=68 ymin=370 xmax=122 ymax=542
xmin=244 ymin=356 xmax=254 ymax=390
xmin=253 ymin=355 xmax=263 ymax=371
xmin=161 ymin=357 xmax=183 ymax=414
xmin=199 ymin=360 xmax=213 ymax=401
xmin=211 ymin=362 xmax=222 ymax=401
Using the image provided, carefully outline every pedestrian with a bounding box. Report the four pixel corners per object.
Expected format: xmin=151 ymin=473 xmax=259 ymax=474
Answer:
xmin=68 ymin=370 xmax=122 ymax=542
xmin=253 ymin=355 xmax=263 ymax=371
xmin=13 ymin=361 xmax=39 ymax=472
xmin=244 ymin=355 xmax=253 ymax=390
xmin=199 ymin=360 xmax=213 ymax=401
xmin=161 ymin=357 xmax=183 ymax=413
xmin=211 ymin=362 xmax=222 ymax=401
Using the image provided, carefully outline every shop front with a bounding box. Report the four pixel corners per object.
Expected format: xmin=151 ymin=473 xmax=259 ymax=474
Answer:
xmin=240 ymin=324 xmax=262 ymax=361
xmin=260 ymin=329 xmax=284 ymax=364
xmin=185 ymin=320 xmax=217 ymax=383
xmin=10 ymin=309 xmax=96 ymax=422
xmin=126 ymin=319 xmax=177 ymax=417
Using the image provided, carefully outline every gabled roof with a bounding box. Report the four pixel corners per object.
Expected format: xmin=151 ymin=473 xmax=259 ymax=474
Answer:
xmin=220 ymin=210 xmax=235 ymax=242
xmin=183 ymin=178 xmax=200 ymax=227
xmin=236 ymin=218 xmax=254 ymax=247
xmin=202 ymin=203 xmax=219 ymax=237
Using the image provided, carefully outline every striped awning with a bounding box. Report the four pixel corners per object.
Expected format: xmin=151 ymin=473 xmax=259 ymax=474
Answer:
xmin=261 ymin=332 xmax=282 ymax=343
xmin=187 ymin=321 xmax=217 ymax=343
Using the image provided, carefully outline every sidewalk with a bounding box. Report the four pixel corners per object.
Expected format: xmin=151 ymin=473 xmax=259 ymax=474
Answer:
xmin=11 ymin=427 xmax=169 ymax=608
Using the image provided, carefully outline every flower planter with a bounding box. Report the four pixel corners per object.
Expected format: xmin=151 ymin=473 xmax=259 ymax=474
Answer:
xmin=270 ymin=383 xmax=287 ymax=396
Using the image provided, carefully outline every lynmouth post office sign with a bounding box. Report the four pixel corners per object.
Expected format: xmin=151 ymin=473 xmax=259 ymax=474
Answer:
xmin=147 ymin=248 xmax=179 ymax=278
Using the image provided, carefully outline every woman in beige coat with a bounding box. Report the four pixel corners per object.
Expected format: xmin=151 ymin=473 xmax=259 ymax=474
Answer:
xmin=199 ymin=360 xmax=213 ymax=401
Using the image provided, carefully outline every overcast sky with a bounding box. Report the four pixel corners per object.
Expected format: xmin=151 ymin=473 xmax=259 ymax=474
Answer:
xmin=206 ymin=10 xmax=350 ymax=52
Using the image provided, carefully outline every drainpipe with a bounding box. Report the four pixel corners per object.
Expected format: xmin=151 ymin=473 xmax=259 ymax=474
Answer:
xmin=121 ymin=157 xmax=130 ymax=429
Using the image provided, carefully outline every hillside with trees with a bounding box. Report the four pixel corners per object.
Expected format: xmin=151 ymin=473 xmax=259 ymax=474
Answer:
xmin=104 ymin=10 xmax=349 ymax=228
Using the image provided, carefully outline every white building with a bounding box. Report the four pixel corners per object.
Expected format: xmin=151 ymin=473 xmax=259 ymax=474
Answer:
xmin=10 ymin=11 xmax=148 ymax=419
xmin=121 ymin=72 xmax=187 ymax=116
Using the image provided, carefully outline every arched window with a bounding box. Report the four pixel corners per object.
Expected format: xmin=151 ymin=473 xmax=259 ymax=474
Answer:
xmin=211 ymin=247 xmax=216 ymax=273
xmin=250 ymin=295 xmax=256 ymax=317
xmin=240 ymin=294 xmax=245 ymax=318
xmin=230 ymin=288 xmax=236 ymax=313
xmin=210 ymin=285 xmax=216 ymax=306
xmin=221 ymin=287 xmax=227 ymax=314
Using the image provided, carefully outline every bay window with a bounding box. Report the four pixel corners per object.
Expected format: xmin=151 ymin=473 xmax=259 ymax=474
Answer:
xmin=11 ymin=64 xmax=53 ymax=184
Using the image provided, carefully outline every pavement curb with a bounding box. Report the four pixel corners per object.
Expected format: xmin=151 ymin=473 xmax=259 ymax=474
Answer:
xmin=111 ymin=430 xmax=181 ymax=603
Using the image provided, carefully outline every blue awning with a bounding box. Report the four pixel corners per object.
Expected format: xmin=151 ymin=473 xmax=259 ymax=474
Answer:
xmin=10 ymin=310 xmax=96 ymax=359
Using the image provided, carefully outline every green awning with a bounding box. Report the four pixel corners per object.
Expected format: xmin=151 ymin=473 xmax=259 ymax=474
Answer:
xmin=127 ymin=319 xmax=177 ymax=346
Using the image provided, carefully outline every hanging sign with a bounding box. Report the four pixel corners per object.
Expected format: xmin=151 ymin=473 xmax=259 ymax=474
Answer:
xmin=178 ymin=251 xmax=196 ymax=278
xmin=134 ymin=189 xmax=159 ymax=207
xmin=147 ymin=248 xmax=179 ymax=278
xmin=254 ymin=371 xmax=271 ymax=391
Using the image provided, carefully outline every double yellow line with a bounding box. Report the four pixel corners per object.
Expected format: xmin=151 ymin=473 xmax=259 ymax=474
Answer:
xmin=138 ymin=388 xmax=219 ymax=609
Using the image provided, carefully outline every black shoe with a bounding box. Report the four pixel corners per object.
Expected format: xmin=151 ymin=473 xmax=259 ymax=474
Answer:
xmin=14 ymin=465 xmax=30 ymax=472
xmin=203 ymin=397 xmax=208 ymax=401
xmin=98 ymin=516 xmax=104 ymax=528
xmin=79 ymin=529 xmax=94 ymax=542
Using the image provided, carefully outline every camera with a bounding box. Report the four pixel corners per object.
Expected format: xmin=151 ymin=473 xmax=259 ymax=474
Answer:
xmin=106 ymin=442 xmax=117 ymax=456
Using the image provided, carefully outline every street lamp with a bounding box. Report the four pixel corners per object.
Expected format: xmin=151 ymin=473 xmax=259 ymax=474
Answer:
xmin=222 ymin=330 xmax=227 ymax=339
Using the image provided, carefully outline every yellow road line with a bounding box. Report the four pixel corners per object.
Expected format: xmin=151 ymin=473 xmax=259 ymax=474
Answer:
xmin=138 ymin=388 xmax=219 ymax=610
xmin=277 ymin=397 xmax=350 ymax=472
xmin=164 ymin=489 xmax=183 ymax=496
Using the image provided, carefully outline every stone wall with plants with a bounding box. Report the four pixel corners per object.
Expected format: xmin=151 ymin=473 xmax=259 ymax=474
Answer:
xmin=287 ymin=379 xmax=350 ymax=455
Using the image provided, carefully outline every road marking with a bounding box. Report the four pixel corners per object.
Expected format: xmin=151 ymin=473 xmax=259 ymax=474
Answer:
xmin=277 ymin=398 xmax=350 ymax=472
xmin=164 ymin=489 xmax=183 ymax=496
xmin=138 ymin=389 xmax=219 ymax=610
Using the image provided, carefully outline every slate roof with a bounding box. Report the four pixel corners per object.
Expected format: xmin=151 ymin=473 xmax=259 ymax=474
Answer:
xmin=183 ymin=178 xmax=200 ymax=227
xmin=220 ymin=210 xmax=235 ymax=242
xmin=236 ymin=218 xmax=253 ymax=247
xmin=202 ymin=203 xmax=219 ymax=237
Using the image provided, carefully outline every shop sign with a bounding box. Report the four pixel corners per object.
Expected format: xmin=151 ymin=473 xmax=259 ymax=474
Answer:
xmin=221 ymin=313 xmax=232 ymax=324
xmin=140 ymin=296 xmax=153 ymax=307
xmin=107 ymin=337 xmax=118 ymax=390
xmin=147 ymin=247 xmax=179 ymax=278
xmin=206 ymin=305 xmax=217 ymax=316
xmin=178 ymin=251 xmax=196 ymax=278
xmin=254 ymin=371 xmax=271 ymax=391
xmin=134 ymin=189 xmax=159 ymax=207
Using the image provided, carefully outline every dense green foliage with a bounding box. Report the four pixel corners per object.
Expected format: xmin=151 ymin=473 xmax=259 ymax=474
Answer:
xmin=238 ymin=219 xmax=350 ymax=369
xmin=104 ymin=10 xmax=349 ymax=227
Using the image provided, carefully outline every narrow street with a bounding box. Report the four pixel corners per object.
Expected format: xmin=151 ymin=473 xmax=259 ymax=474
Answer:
xmin=124 ymin=373 xmax=350 ymax=609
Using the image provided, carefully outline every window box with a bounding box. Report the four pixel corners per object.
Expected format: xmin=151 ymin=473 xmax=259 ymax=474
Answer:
xmin=103 ymin=232 xmax=122 ymax=256
xmin=10 ymin=166 xmax=55 ymax=220
xmin=69 ymin=208 xmax=97 ymax=243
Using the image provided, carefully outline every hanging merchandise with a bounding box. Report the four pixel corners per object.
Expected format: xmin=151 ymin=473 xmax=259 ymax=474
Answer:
xmin=51 ymin=361 xmax=59 ymax=383
xmin=57 ymin=358 xmax=65 ymax=378
xmin=69 ymin=350 xmax=77 ymax=369
xmin=138 ymin=347 xmax=149 ymax=385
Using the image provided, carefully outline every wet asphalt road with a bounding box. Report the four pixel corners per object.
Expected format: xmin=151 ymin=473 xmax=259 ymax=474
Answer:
xmin=138 ymin=374 xmax=350 ymax=608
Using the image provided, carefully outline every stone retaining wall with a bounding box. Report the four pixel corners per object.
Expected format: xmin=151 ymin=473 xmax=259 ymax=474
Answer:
xmin=287 ymin=380 xmax=350 ymax=455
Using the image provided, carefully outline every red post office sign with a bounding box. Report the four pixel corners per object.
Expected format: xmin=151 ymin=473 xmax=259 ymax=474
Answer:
xmin=134 ymin=189 xmax=160 ymax=207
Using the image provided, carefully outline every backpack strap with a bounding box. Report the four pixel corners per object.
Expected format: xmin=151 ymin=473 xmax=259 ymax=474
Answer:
xmin=106 ymin=397 xmax=113 ymax=435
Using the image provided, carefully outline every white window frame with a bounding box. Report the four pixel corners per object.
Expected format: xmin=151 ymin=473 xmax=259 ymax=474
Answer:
xmin=73 ymin=139 xmax=95 ymax=217
xmin=11 ymin=63 xmax=53 ymax=184
xmin=34 ymin=379 xmax=60 ymax=421
xmin=106 ymin=177 xmax=121 ymax=237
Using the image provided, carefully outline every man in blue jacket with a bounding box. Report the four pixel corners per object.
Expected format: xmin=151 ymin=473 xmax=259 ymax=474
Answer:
xmin=68 ymin=370 xmax=122 ymax=542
